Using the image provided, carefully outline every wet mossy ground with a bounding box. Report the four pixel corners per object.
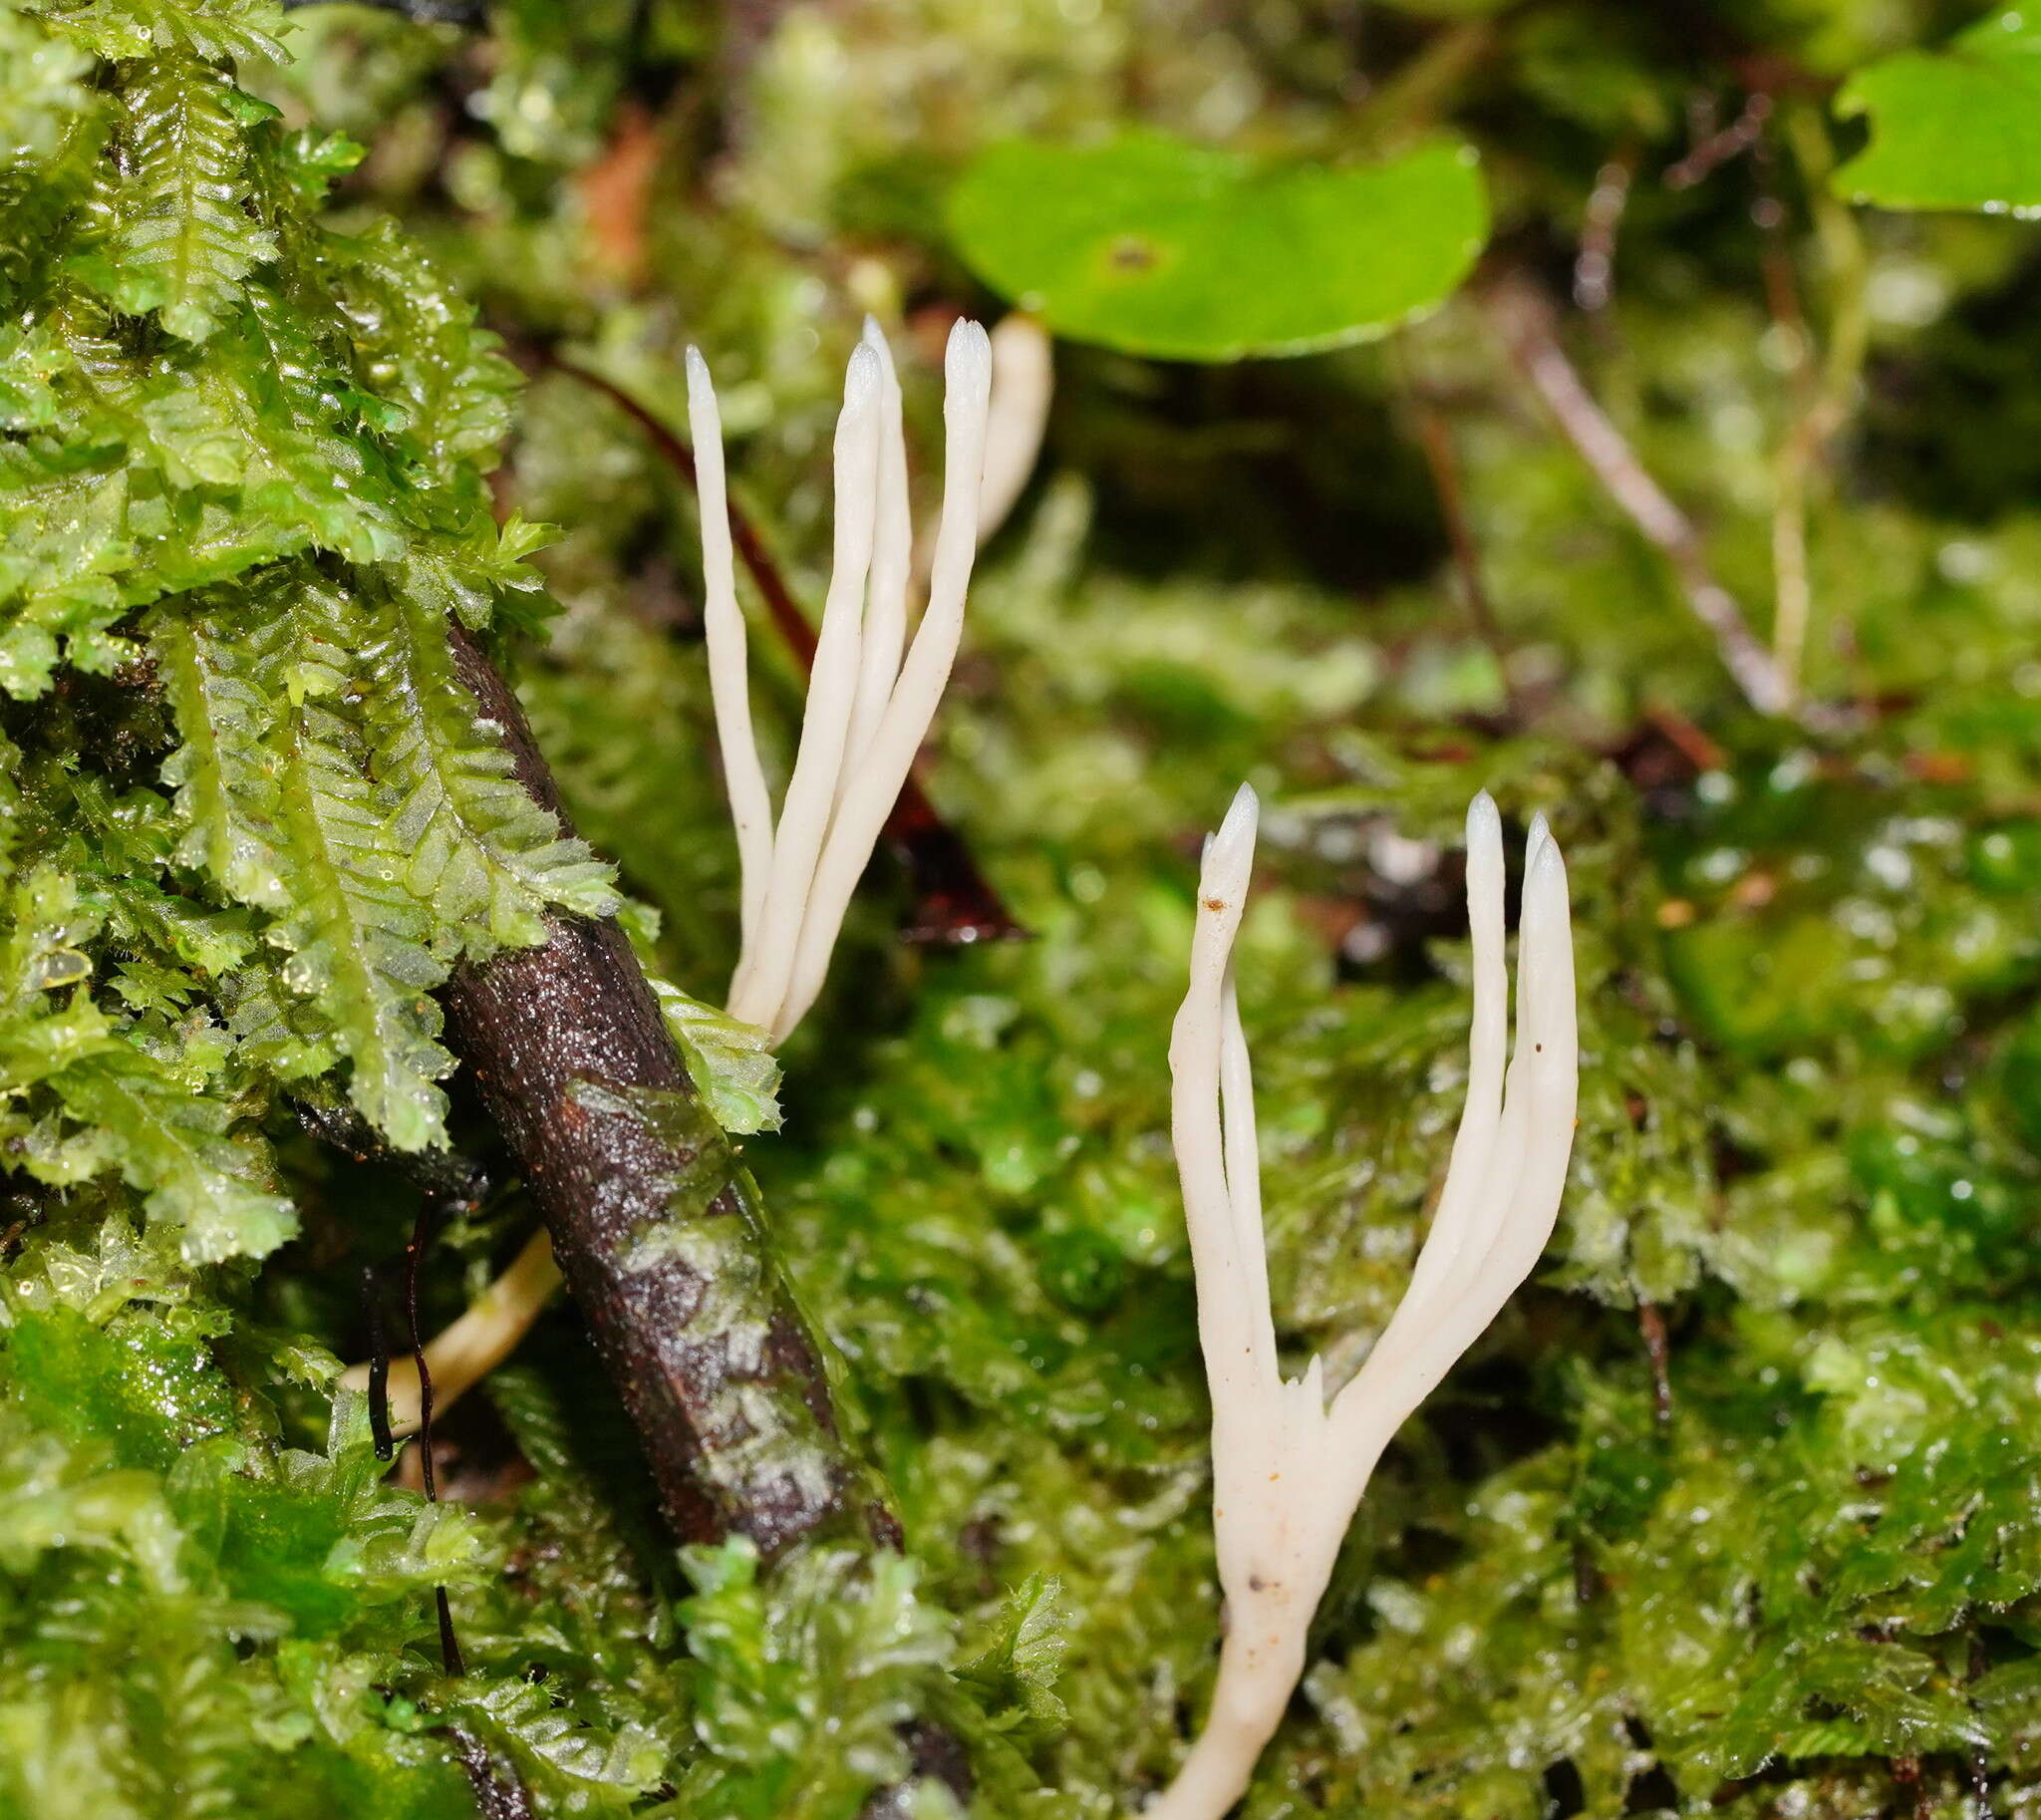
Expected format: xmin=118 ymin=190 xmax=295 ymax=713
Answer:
xmin=9 ymin=1 xmax=2041 ymax=1816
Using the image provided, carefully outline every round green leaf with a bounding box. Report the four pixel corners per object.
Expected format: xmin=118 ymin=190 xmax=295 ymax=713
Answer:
xmin=947 ymin=132 xmax=1490 ymax=362
xmin=1836 ymin=7 xmax=2041 ymax=212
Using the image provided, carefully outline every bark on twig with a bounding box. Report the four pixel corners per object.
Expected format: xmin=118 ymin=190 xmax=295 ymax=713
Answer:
xmin=1484 ymin=274 xmax=1798 ymax=722
xmin=450 ymin=1729 xmax=539 ymax=1820
xmin=439 ymin=624 xmax=900 ymax=1558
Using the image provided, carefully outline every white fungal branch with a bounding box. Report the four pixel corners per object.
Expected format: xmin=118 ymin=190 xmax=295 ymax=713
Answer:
xmin=347 ymin=318 xmax=995 ymax=1434
xmin=975 ymin=312 xmax=1053 ymax=548
xmin=710 ymin=316 xmax=995 ymax=1043
xmin=1148 ymin=785 xmax=1578 ymax=1820
xmin=686 ymin=344 xmax=775 ymax=955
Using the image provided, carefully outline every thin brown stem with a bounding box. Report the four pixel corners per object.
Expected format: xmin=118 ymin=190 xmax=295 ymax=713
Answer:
xmin=362 ymin=1265 xmax=394 ymax=1461
xmin=1664 ymin=91 xmax=1772 ymax=191
xmin=1574 ymin=147 xmax=1637 ymax=313
xmin=1751 ymin=109 xmax=1817 ymax=706
xmin=1484 ymin=274 xmax=1801 ymax=723
xmin=405 ymin=1192 xmax=465 ymax=1676
xmin=1636 ymin=1298 xmax=1673 ymax=1426
xmin=1406 ymin=391 xmax=1516 ymax=711
xmin=1348 ymin=17 xmax=1498 ymax=151
xmin=1644 ymin=700 xmax=1728 ymax=773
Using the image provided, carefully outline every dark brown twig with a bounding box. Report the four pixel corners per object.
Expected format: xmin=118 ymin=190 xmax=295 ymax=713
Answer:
xmin=450 ymin=1729 xmax=540 ymax=1820
xmin=539 ymin=352 xmax=1026 ymax=948
xmin=1484 ymin=275 xmax=1800 ymax=723
xmin=436 ymin=627 xmax=973 ymax=1806
xmin=296 ymin=1094 xmax=489 ymax=1207
xmin=438 ymin=624 xmax=903 ymax=1558
xmin=363 ymin=1265 xmax=395 ymax=1462
xmin=406 ymin=1195 xmax=466 ymax=1677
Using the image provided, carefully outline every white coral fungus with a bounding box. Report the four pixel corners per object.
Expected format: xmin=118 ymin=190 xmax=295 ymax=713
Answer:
xmin=702 ymin=315 xmax=994 ymax=1042
xmin=1149 ymin=784 xmax=1578 ymax=1820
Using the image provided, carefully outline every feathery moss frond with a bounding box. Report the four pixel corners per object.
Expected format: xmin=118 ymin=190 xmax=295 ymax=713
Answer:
xmin=159 ymin=577 xmax=452 ymax=1151
xmin=0 ymin=6 xmax=91 ymax=169
xmin=0 ymin=864 xmax=291 ymax=1259
xmin=259 ymin=577 xmax=453 ymax=1151
xmin=0 ymin=445 xmax=131 ymax=697
xmin=49 ymin=1043 xmax=295 ymax=1261
xmin=362 ymin=572 xmax=617 ymax=958
xmin=332 ymin=222 xmax=523 ymax=485
xmin=106 ymin=54 xmax=278 ymax=344
xmin=156 ymin=567 xmax=615 ymax=1149
xmin=152 ymin=594 xmax=293 ymax=912
xmin=30 ymin=0 xmax=289 ymax=66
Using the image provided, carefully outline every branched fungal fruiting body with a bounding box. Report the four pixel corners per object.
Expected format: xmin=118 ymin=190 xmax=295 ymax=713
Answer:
xmin=1150 ymin=786 xmax=1578 ymax=1820
xmin=705 ymin=316 xmax=994 ymax=1043
xmin=354 ymin=319 xmax=994 ymax=1432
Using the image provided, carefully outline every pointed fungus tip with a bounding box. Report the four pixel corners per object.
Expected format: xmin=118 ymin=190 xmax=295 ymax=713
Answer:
xmin=1202 ymin=783 xmax=1260 ymax=894
xmin=843 ymin=340 xmax=884 ymax=409
xmin=1520 ymin=826 xmax=1569 ymax=948
xmin=1221 ymin=779 xmax=1260 ymax=834
xmin=684 ymin=344 xmax=712 ymax=397
xmin=860 ymin=314 xmax=901 ymax=383
xmin=1464 ymin=795 xmax=1506 ymax=925
xmin=1466 ymin=791 xmax=1503 ymax=864
xmin=946 ymin=317 xmax=994 ymax=400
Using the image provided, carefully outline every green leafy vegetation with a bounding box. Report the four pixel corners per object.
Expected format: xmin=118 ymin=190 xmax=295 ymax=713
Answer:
xmin=11 ymin=0 xmax=2041 ymax=1816
xmin=1838 ymin=7 xmax=2041 ymax=211
xmin=949 ymin=135 xmax=1490 ymax=360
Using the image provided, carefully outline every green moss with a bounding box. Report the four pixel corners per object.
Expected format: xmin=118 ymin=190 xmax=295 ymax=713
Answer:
xmin=6 ymin=1302 xmax=233 ymax=1472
